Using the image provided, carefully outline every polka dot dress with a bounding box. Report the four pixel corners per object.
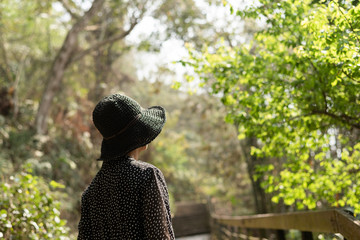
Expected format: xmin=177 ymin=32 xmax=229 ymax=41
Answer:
xmin=78 ymin=156 xmax=175 ymax=239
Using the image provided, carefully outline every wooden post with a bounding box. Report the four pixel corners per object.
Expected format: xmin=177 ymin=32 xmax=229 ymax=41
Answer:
xmin=216 ymin=221 xmax=221 ymax=240
xmin=259 ymin=228 xmax=266 ymax=239
xmin=245 ymin=228 xmax=250 ymax=240
xmin=276 ymin=229 xmax=286 ymax=240
xmin=301 ymin=231 xmax=313 ymax=240
xmin=220 ymin=223 xmax=225 ymax=240
xmin=230 ymin=225 xmax=235 ymax=239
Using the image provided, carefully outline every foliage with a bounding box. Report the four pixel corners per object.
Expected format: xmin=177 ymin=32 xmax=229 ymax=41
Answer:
xmin=183 ymin=0 xmax=360 ymax=213
xmin=128 ymin=80 xmax=252 ymax=210
xmin=0 ymin=0 xmax=256 ymax=234
xmin=0 ymin=99 xmax=99 ymax=232
xmin=0 ymin=78 xmax=253 ymax=234
xmin=0 ymin=166 xmax=70 ymax=239
xmin=0 ymin=0 xmax=64 ymax=89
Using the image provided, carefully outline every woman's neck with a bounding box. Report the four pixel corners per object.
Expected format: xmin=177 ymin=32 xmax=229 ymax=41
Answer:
xmin=127 ymin=145 xmax=148 ymax=160
xmin=128 ymin=150 xmax=139 ymax=160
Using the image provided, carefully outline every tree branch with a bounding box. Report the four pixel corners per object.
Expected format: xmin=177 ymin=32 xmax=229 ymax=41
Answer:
xmin=71 ymin=19 xmax=139 ymax=63
xmin=342 ymin=70 xmax=360 ymax=84
xmin=334 ymin=1 xmax=360 ymax=44
xmin=311 ymin=109 xmax=360 ymax=129
xmin=0 ymin=36 xmax=13 ymax=83
xmin=70 ymin=0 xmax=105 ymax=33
xmin=58 ymin=0 xmax=81 ymax=20
xmin=35 ymin=0 xmax=106 ymax=134
xmin=266 ymin=110 xmax=360 ymax=130
xmin=308 ymin=58 xmax=319 ymax=74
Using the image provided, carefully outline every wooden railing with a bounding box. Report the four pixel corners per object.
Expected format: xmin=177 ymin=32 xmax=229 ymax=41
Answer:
xmin=173 ymin=202 xmax=210 ymax=237
xmin=211 ymin=209 xmax=360 ymax=240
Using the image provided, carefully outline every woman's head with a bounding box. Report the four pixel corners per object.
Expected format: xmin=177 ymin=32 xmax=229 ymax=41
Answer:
xmin=92 ymin=94 xmax=166 ymax=160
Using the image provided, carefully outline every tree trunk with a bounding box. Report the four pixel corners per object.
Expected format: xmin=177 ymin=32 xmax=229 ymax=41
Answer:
xmin=35 ymin=0 xmax=105 ymax=135
xmin=239 ymin=137 xmax=270 ymax=239
xmin=240 ymin=137 xmax=269 ymax=214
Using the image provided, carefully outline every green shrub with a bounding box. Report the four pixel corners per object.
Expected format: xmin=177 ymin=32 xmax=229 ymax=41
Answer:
xmin=0 ymin=167 xmax=70 ymax=239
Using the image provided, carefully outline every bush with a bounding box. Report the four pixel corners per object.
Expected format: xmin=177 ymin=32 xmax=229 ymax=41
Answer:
xmin=0 ymin=167 xmax=70 ymax=239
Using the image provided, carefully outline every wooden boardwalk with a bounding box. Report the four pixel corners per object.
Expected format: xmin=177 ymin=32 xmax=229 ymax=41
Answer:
xmin=173 ymin=202 xmax=210 ymax=238
xmin=212 ymin=209 xmax=360 ymax=239
xmin=177 ymin=234 xmax=210 ymax=240
xmin=173 ymin=201 xmax=360 ymax=240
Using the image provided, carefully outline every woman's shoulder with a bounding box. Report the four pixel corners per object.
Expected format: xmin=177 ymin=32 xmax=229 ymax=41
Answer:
xmin=128 ymin=159 xmax=165 ymax=179
xmin=129 ymin=159 xmax=162 ymax=173
xmin=130 ymin=161 xmax=168 ymax=189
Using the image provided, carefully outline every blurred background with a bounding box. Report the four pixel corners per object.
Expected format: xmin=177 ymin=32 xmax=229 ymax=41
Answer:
xmin=0 ymin=0 xmax=359 ymax=239
xmin=0 ymin=0 xmax=252 ymax=238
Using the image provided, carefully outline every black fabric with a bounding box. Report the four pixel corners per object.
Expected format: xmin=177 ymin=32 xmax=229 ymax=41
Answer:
xmin=78 ymin=156 xmax=175 ymax=240
xmin=92 ymin=94 xmax=166 ymax=161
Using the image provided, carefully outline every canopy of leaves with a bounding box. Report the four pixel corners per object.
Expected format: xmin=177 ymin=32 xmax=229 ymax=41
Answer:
xmin=184 ymin=0 xmax=360 ymax=213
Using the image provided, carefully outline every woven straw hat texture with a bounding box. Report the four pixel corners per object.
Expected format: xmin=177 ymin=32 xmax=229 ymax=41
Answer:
xmin=92 ymin=94 xmax=166 ymax=160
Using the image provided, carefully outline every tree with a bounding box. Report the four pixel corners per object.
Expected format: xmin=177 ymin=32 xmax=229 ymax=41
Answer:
xmin=34 ymin=0 xmax=231 ymax=135
xmin=183 ymin=0 xmax=360 ymax=213
xmin=35 ymin=0 xmax=135 ymax=134
xmin=1 ymin=0 xmax=243 ymax=134
xmin=0 ymin=0 xmax=61 ymax=117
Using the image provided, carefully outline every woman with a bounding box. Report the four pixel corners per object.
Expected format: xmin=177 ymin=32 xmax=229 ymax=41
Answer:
xmin=78 ymin=93 xmax=175 ymax=239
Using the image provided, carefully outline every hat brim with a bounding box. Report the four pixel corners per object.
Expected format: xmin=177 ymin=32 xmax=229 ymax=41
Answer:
xmin=97 ymin=106 xmax=166 ymax=161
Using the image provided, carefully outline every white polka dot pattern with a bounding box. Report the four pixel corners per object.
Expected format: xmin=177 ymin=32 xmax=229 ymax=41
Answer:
xmin=78 ymin=156 xmax=175 ymax=239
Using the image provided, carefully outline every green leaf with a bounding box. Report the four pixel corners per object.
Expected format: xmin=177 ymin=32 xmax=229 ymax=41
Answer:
xmin=49 ymin=180 xmax=65 ymax=189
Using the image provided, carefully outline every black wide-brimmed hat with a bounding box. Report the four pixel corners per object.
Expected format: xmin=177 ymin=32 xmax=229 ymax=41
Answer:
xmin=92 ymin=93 xmax=166 ymax=161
